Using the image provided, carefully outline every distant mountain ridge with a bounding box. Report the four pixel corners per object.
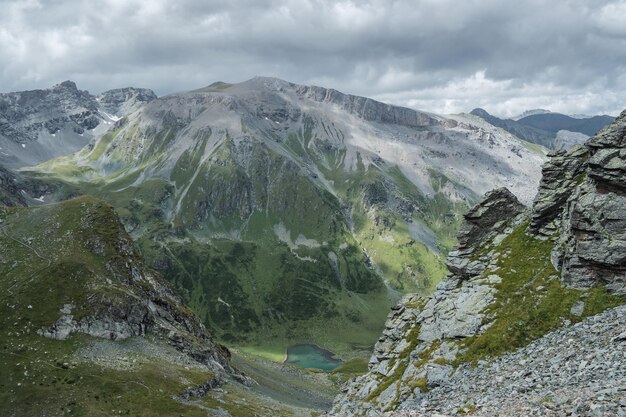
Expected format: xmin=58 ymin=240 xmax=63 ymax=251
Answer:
xmin=469 ymin=108 xmax=554 ymax=148
xmin=518 ymin=112 xmax=614 ymax=136
xmin=511 ymin=108 xmax=552 ymax=120
xmin=470 ymin=108 xmax=614 ymax=149
xmin=0 ymin=81 xmax=156 ymax=167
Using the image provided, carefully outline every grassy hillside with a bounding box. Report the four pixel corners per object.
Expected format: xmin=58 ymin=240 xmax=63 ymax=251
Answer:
xmin=0 ymin=197 xmax=345 ymax=417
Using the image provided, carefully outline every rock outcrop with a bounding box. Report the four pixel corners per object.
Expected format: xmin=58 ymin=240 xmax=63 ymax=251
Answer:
xmin=328 ymin=110 xmax=626 ymax=416
xmin=529 ymin=145 xmax=589 ymax=236
xmin=531 ymin=110 xmax=626 ymax=294
xmin=447 ymin=188 xmax=525 ymax=278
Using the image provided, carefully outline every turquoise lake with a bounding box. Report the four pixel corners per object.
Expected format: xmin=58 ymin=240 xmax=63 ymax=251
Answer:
xmin=284 ymin=344 xmax=343 ymax=371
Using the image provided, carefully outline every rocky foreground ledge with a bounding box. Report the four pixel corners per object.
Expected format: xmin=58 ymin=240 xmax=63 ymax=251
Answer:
xmin=389 ymin=305 xmax=626 ymax=417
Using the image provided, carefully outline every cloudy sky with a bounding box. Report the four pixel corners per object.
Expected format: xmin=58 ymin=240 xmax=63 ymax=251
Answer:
xmin=1 ymin=0 xmax=625 ymax=117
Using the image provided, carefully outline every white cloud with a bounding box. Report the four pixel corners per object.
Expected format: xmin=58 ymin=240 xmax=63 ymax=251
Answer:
xmin=593 ymin=1 xmax=626 ymax=36
xmin=372 ymin=71 xmax=624 ymax=117
xmin=0 ymin=0 xmax=624 ymax=117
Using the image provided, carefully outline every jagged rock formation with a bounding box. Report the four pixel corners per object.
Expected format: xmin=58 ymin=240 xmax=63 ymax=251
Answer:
xmin=447 ymin=188 xmax=525 ymax=278
xmin=96 ymin=87 xmax=157 ymax=117
xmin=0 ymin=81 xmax=156 ymax=167
xmin=328 ymin=110 xmax=626 ymax=416
xmin=529 ymin=145 xmax=590 ymax=235
xmin=532 ymin=110 xmax=626 ymax=294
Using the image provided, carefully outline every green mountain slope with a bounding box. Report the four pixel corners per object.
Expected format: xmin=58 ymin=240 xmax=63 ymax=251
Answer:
xmin=28 ymin=77 xmax=546 ymax=357
xmin=1 ymin=195 xmax=351 ymax=416
xmin=0 ymin=196 xmax=248 ymax=416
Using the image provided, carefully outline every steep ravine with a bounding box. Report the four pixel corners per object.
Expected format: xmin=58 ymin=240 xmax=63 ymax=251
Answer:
xmin=328 ymin=110 xmax=626 ymax=416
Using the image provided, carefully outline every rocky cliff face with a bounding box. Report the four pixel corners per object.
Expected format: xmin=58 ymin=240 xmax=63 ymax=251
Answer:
xmin=532 ymin=110 xmax=626 ymax=295
xmin=0 ymin=81 xmax=156 ymax=168
xmin=328 ymin=110 xmax=626 ymax=416
xmin=294 ymin=82 xmax=438 ymax=128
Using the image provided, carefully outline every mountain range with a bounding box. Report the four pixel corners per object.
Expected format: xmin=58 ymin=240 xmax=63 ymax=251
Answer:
xmin=470 ymin=107 xmax=614 ymax=150
xmin=13 ymin=77 xmax=546 ymax=353
xmin=1 ymin=76 xmax=623 ymax=417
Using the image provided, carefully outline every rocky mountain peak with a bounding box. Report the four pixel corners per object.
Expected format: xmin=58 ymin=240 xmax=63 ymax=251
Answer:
xmin=469 ymin=108 xmax=491 ymax=118
xmin=200 ymin=76 xmax=441 ymax=128
xmin=96 ymin=86 xmax=157 ymax=117
xmin=53 ymin=80 xmax=79 ymax=92
xmin=0 ymin=82 xmax=157 ymax=168
xmin=458 ymin=187 xmax=525 ymax=250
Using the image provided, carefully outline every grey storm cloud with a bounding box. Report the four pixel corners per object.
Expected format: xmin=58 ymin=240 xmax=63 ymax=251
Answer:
xmin=1 ymin=0 xmax=625 ymax=117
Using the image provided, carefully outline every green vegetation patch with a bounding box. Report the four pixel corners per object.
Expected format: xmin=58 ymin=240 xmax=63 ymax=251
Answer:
xmin=0 ymin=333 xmax=306 ymax=417
xmin=455 ymin=222 xmax=625 ymax=365
xmin=354 ymin=211 xmax=446 ymax=293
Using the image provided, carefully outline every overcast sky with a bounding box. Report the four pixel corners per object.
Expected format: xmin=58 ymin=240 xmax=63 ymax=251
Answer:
xmin=1 ymin=0 xmax=625 ymax=117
